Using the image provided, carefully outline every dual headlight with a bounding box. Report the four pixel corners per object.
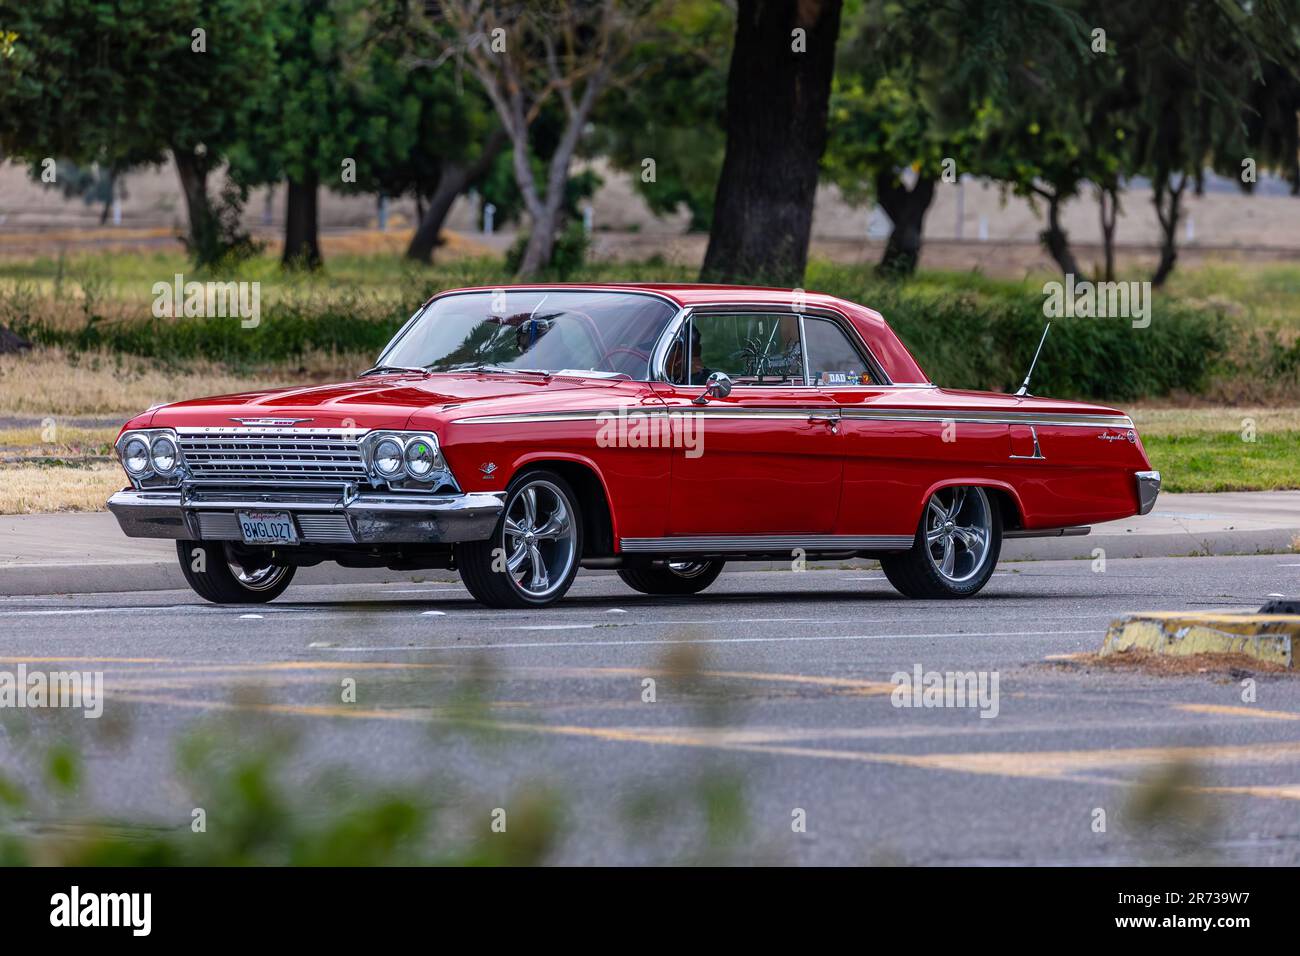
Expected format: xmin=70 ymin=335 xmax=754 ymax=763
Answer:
xmin=363 ymin=432 xmax=445 ymax=484
xmin=116 ymin=429 xmax=184 ymax=481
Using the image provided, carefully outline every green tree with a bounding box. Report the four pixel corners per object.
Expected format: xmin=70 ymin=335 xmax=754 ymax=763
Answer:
xmin=591 ymin=0 xmax=731 ymax=232
xmin=0 ymin=0 xmax=274 ymax=265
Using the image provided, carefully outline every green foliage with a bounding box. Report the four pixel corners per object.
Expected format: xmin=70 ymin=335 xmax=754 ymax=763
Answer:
xmin=0 ymin=0 xmax=274 ymax=176
xmin=808 ymin=263 xmax=1230 ymax=400
xmin=591 ymin=0 xmax=732 ymax=231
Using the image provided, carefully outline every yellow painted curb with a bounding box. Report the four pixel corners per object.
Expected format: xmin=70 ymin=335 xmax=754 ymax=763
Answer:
xmin=1101 ymin=612 xmax=1297 ymax=668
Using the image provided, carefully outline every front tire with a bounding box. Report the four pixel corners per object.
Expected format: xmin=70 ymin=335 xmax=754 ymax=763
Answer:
xmin=880 ymin=486 xmax=1001 ymax=599
xmin=176 ymin=540 xmax=295 ymax=604
xmin=618 ymin=560 xmax=725 ymax=595
xmin=456 ymin=469 xmax=583 ymax=608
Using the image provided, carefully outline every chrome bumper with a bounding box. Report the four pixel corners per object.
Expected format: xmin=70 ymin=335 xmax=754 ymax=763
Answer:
xmin=106 ymin=488 xmax=506 ymax=545
xmin=1135 ymin=470 xmax=1161 ymax=515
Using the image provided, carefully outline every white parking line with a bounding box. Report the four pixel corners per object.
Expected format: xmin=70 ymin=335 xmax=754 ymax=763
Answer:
xmin=318 ymin=628 xmax=1098 ymax=653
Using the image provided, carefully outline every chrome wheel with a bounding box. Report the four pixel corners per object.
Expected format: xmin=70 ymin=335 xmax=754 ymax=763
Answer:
xmin=502 ymin=479 xmax=577 ymax=599
xmin=225 ymin=548 xmax=292 ymax=592
xmin=923 ymin=486 xmax=993 ymax=584
xmin=666 ymin=560 xmax=712 ymax=578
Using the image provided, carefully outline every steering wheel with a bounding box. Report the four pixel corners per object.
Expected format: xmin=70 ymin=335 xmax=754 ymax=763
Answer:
xmin=601 ymin=346 xmax=651 ymax=376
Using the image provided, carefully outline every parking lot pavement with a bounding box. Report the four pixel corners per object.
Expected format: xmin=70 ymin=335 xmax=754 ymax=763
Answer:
xmin=1 ymin=553 xmax=1298 ymax=865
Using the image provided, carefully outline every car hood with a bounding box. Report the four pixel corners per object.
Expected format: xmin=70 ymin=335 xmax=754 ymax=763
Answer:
xmin=137 ymin=372 xmax=630 ymax=431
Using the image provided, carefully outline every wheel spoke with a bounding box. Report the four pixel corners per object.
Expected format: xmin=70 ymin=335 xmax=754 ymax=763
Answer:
xmin=521 ymin=487 xmax=538 ymax=528
xmin=940 ymin=536 xmax=955 ymax=576
xmin=946 ymin=487 xmax=966 ymax=521
xmin=506 ymin=543 xmax=529 ymax=573
xmin=926 ymin=524 xmax=947 ymax=544
xmin=533 ymin=502 xmax=570 ymax=540
xmin=928 ymin=500 xmax=946 ymax=524
xmin=527 ymin=544 xmax=548 ymax=590
xmin=504 ymin=517 xmax=524 ymax=539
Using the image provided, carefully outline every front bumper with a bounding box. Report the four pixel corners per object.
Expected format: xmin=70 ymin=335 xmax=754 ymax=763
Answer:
xmin=107 ymin=487 xmax=506 ymax=545
xmin=1135 ymin=470 xmax=1161 ymax=515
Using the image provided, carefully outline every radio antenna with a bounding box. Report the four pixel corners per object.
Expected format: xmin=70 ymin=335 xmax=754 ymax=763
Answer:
xmin=1015 ymin=322 xmax=1051 ymax=397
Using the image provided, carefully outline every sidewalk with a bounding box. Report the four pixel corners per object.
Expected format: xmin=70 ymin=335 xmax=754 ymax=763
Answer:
xmin=3 ymin=491 xmax=1299 ymax=596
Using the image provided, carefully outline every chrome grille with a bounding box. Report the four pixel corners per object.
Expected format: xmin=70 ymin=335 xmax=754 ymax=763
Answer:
xmin=178 ymin=428 xmax=366 ymax=484
xmin=196 ymin=512 xmax=240 ymax=540
xmin=295 ymin=514 xmax=356 ymax=543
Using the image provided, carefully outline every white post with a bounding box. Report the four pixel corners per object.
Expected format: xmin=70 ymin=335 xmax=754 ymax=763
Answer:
xmin=483 ymin=202 xmax=496 ymax=234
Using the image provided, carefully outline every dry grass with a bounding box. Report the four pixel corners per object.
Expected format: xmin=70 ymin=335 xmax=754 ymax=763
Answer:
xmin=0 ymin=424 xmax=117 ymax=456
xmin=1128 ymin=404 xmax=1300 ymax=437
xmin=0 ymin=346 xmax=369 ymax=417
xmin=1063 ymin=649 xmax=1293 ymax=676
xmin=0 ymin=462 xmax=124 ymax=514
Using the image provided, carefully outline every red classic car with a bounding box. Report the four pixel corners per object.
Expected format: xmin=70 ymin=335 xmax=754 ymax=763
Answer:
xmin=108 ymin=284 xmax=1160 ymax=607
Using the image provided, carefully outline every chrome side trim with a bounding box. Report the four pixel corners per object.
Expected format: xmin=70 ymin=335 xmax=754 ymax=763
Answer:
xmin=840 ymin=408 xmax=1133 ymax=428
xmin=453 ymin=406 xmax=1134 ymax=428
xmin=1136 ymin=470 xmax=1161 ymax=515
xmin=619 ymin=534 xmax=914 ymax=553
xmin=1003 ymin=526 xmax=1091 ymax=539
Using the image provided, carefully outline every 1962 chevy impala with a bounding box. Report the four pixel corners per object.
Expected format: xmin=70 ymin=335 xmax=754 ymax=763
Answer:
xmin=108 ymin=285 xmax=1160 ymax=607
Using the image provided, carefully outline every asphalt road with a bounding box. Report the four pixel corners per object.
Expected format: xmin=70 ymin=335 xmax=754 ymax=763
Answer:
xmin=2 ymin=553 xmax=1298 ymax=865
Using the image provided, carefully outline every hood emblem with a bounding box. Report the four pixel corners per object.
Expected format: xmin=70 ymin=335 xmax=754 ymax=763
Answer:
xmin=479 ymin=462 xmax=498 ymax=477
xmin=230 ymin=417 xmax=313 ymax=426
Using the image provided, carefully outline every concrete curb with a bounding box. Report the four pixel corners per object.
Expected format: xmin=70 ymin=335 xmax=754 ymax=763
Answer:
xmin=1101 ymin=612 xmax=1299 ymax=668
xmin=1002 ymin=528 xmax=1300 ymax=562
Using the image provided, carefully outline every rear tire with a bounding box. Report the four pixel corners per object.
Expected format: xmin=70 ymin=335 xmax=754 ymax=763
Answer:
xmin=456 ymin=469 xmax=583 ymax=608
xmin=880 ymin=486 xmax=1001 ymax=599
xmin=176 ymin=540 xmax=295 ymax=604
xmin=618 ymin=560 xmax=725 ymax=595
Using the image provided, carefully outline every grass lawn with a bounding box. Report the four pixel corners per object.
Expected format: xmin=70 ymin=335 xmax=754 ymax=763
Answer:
xmin=1141 ymin=431 xmax=1300 ymax=493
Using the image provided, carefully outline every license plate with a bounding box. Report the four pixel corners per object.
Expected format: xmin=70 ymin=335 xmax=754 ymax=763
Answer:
xmin=236 ymin=511 xmax=298 ymax=545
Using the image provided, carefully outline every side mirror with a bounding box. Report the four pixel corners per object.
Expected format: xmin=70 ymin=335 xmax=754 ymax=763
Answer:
xmin=692 ymin=370 xmax=733 ymax=405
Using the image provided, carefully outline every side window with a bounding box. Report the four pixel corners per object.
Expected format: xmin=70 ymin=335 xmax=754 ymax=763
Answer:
xmin=804 ymin=317 xmax=877 ymax=386
xmin=690 ymin=313 xmax=805 ymax=386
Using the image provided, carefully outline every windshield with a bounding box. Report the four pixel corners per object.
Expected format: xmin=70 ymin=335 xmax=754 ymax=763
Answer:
xmin=379 ymin=290 xmax=677 ymax=379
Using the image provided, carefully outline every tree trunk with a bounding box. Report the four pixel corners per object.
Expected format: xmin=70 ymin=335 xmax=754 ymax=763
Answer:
xmin=1151 ymin=171 xmax=1187 ymax=288
xmin=282 ymin=174 xmax=321 ymax=269
xmin=406 ymin=129 xmax=507 ymax=263
xmin=701 ymin=0 xmax=843 ymax=285
xmin=518 ymin=204 xmax=560 ymax=277
xmin=1098 ymin=186 xmax=1118 ymax=282
xmin=173 ymin=148 xmax=214 ymax=259
xmin=875 ymin=172 xmax=935 ymax=276
xmin=1039 ymin=191 xmax=1081 ymax=278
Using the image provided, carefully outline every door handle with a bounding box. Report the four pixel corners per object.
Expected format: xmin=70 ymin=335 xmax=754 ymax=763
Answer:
xmin=808 ymin=411 xmax=840 ymax=433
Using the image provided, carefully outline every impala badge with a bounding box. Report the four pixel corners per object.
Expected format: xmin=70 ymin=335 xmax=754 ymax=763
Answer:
xmin=230 ymin=417 xmax=313 ymax=426
xmin=480 ymin=462 xmax=498 ymax=478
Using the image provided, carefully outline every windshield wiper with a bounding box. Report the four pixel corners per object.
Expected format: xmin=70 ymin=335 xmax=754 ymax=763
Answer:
xmin=360 ymin=364 xmax=426 ymax=377
xmin=465 ymin=364 xmax=552 ymax=377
